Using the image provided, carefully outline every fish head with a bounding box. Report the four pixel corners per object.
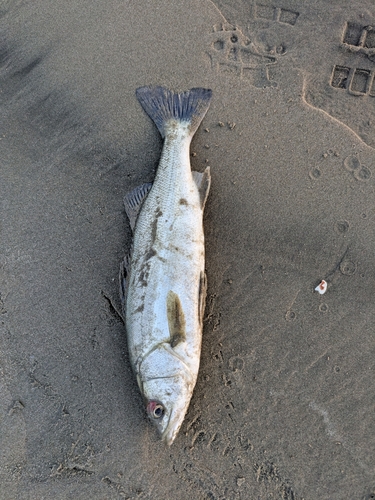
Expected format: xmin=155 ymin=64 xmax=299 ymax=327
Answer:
xmin=142 ymin=375 xmax=193 ymax=445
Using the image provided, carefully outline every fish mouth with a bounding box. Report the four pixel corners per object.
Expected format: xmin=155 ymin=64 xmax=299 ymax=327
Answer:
xmin=160 ymin=410 xmax=176 ymax=446
xmin=161 ymin=428 xmax=178 ymax=446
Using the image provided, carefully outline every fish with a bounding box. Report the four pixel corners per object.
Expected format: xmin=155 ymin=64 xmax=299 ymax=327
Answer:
xmin=119 ymin=86 xmax=212 ymax=445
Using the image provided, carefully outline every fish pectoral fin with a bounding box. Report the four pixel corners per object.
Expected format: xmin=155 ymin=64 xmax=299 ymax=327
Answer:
xmin=198 ymin=271 xmax=207 ymax=325
xmin=192 ymin=167 xmax=211 ymax=210
xmin=124 ymin=182 xmax=153 ymax=231
xmin=167 ymin=291 xmax=186 ymax=348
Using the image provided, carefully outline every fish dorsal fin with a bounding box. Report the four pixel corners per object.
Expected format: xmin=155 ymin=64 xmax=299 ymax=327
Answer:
xmin=198 ymin=271 xmax=207 ymax=326
xmin=167 ymin=291 xmax=186 ymax=348
xmin=192 ymin=166 xmax=211 ymax=210
xmin=124 ymin=182 xmax=152 ymax=231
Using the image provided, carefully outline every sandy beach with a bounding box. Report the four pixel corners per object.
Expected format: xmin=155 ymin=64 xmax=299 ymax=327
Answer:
xmin=1 ymin=1 xmax=375 ymax=498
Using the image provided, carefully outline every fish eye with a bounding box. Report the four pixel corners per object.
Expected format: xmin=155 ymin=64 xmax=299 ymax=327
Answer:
xmin=147 ymin=400 xmax=165 ymax=419
xmin=152 ymin=404 xmax=165 ymax=419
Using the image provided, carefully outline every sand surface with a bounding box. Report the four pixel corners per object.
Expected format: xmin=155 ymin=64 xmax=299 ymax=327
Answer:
xmin=1 ymin=1 xmax=375 ymax=498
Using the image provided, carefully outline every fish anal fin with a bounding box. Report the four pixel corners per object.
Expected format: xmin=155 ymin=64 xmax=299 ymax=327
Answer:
xmin=192 ymin=167 xmax=211 ymax=210
xmin=167 ymin=291 xmax=186 ymax=348
xmin=198 ymin=271 xmax=207 ymax=325
xmin=124 ymin=182 xmax=152 ymax=231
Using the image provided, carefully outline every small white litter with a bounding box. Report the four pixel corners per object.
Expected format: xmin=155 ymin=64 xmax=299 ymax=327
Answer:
xmin=315 ymin=280 xmax=327 ymax=295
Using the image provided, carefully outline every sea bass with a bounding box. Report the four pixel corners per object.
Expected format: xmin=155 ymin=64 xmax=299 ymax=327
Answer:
xmin=120 ymin=86 xmax=212 ymax=445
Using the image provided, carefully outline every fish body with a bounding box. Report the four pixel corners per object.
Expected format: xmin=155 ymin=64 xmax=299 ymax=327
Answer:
xmin=120 ymin=86 xmax=212 ymax=445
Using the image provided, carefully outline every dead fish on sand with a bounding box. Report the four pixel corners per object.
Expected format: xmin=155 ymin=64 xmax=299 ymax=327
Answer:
xmin=120 ymin=86 xmax=212 ymax=445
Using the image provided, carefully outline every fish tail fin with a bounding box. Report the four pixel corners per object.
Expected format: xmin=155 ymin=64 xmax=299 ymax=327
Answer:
xmin=135 ymin=86 xmax=212 ymax=138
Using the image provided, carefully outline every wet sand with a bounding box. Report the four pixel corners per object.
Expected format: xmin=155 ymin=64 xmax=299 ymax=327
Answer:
xmin=1 ymin=1 xmax=375 ymax=498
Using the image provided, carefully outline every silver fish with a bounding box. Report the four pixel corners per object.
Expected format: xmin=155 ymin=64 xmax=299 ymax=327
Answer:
xmin=120 ymin=86 xmax=212 ymax=445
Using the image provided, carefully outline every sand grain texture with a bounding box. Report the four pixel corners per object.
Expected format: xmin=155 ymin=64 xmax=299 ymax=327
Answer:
xmin=1 ymin=1 xmax=375 ymax=498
